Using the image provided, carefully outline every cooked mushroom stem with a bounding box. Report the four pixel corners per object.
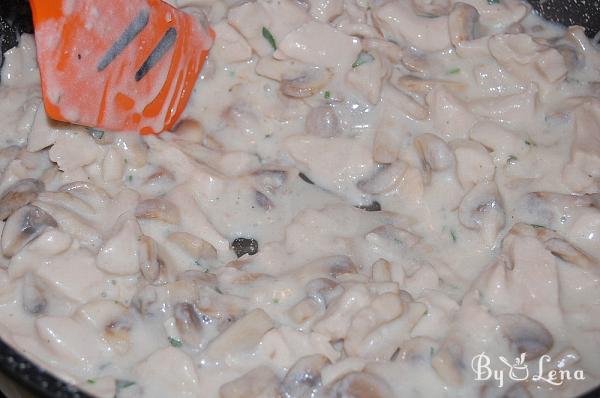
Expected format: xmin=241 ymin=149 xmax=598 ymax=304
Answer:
xmin=448 ymin=2 xmax=480 ymax=48
xmin=1 ymin=205 xmax=58 ymax=258
xmin=281 ymin=354 xmax=331 ymax=398
xmin=497 ymin=313 xmax=553 ymax=360
xmin=0 ymin=179 xmax=45 ymax=221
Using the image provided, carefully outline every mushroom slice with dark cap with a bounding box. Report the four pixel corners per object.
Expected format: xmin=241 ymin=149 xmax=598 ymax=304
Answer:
xmin=1 ymin=205 xmax=57 ymax=257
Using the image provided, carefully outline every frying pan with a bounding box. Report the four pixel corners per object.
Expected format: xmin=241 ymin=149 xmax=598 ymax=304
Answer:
xmin=0 ymin=0 xmax=599 ymax=397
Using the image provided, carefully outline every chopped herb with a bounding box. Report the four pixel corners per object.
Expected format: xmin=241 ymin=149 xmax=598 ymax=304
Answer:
xmin=447 ymin=67 xmax=461 ymax=75
xmin=262 ymin=27 xmax=277 ymax=50
xmin=530 ymin=224 xmax=545 ymax=229
xmin=487 ymin=0 xmax=500 ymax=4
xmin=87 ymin=128 xmax=104 ymax=140
xmin=272 ymin=298 xmax=280 ymax=304
xmin=127 ymin=175 xmax=133 ymax=182
xmin=168 ymin=337 xmax=183 ymax=347
xmin=124 ymin=158 xmax=128 ymax=164
xmin=194 ymin=259 xmax=202 ymax=267
xmin=215 ymin=286 xmax=223 ymax=294
xmin=87 ymin=379 xmax=96 ymax=384
xmin=524 ymin=139 xmax=534 ymax=146
xmin=450 ymin=230 xmax=457 ymax=242
xmin=352 ymin=52 xmax=374 ymax=68
xmin=324 ymin=91 xmax=331 ymax=99
xmin=430 ymin=347 xmax=435 ymax=357
xmin=507 ymin=155 xmax=518 ymax=165
xmin=115 ymin=380 xmax=136 ymax=390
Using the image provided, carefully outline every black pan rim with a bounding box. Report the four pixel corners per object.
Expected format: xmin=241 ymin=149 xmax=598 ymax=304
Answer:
xmin=1 ymin=335 xmax=600 ymax=398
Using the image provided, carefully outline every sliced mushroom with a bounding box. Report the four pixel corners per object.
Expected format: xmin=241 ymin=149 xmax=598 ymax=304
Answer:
xmin=282 ymin=354 xmax=331 ymax=398
xmin=144 ymin=168 xmax=176 ymax=189
xmin=138 ymin=235 xmax=160 ymax=282
xmin=58 ymin=181 xmax=110 ymax=214
xmin=401 ymin=52 xmax=429 ymax=74
xmin=458 ymin=181 xmax=505 ymax=245
xmin=22 ymin=273 xmax=47 ymax=315
xmin=1 ymin=205 xmax=58 ymax=258
xmin=132 ymin=284 xmax=166 ymax=317
xmin=414 ymin=133 xmax=455 ymax=184
xmin=366 ymin=225 xmax=422 ymax=249
xmin=174 ymin=302 xmax=209 ymax=348
xmin=393 ymin=76 xmax=465 ymax=99
xmin=448 ymin=2 xmax=480 ymax=48
xmin=543 ymin=237 xmax=596 ymax=269
xmin=219 ymin=366 xmax=280 ymax=398
xmin=205 ymin=309 xmax=274 ymax=359
xmin=135 ymin=198 xmax=181 ymax=224
xmin=327 ymin=372 xmax=393 ymax=398
xmin=168 ymin=232 xmax=218 ymax=260
xmin=0 ymin=179 xmax=45 ymax=221
xmin=497 ymin=313 xmax=553 ymax=360
xmin=280 ymin=68 xmax=333 ymax=98
xmin=357 ymin=162 xmax=408 ymax=195
xmin=305 ymin=278 xmax=342 ymax=307
xmin=411 ymin=0 xmax=450 ymax=17
xmin=305 ymin=105 xmax=341 ymax=138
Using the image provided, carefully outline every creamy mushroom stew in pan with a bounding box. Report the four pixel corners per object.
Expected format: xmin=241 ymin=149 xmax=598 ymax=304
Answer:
xmin=0 ymin=0 xmax=599 ymax=397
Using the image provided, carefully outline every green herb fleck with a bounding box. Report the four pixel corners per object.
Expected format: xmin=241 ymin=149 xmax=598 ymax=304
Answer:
xmin=487 ymin=0 xmax=499 ymax=4
xmin=524 ymin=139 xmax=535 ymax=146
xmin=168 ymin=337 xmax=183 ymax=347
xmin=450 ymin=230 xmax=457 ymax=243
xmin=262 ymin=27 xmax=277 ymax=50
xmin=324 ymin=91 xmax=331 ymax=99
xmin=272 ymin=298 xmax=280 ymax=304
xmin=352 ymin=52 xmax=374 ymax=68
xmin=430 ymin=347 xmax=435 ymax=357
xmin=87 ymin=379 xmax=96 ymax=384
xmin=124 ymin=158 xmax=128 ymax=164
xmin=194 ymin=259 xmax=202 ymax=267
xmin=215 ymin=286 xmax=223 ymax=294
xmin=530 ymin=224 xmax=545 ymax=229
xmin=507 ymin=155 xmax=518 ymax=165
xmin=127 ymin=175 xmax=133 ymax=182
xmin=87 ymin=128 xmax=104 ymax=140
xmin=115 ymin=380 xmax=136 ymax=390
xmin=447 ymin=67 xmax=461 ymax=75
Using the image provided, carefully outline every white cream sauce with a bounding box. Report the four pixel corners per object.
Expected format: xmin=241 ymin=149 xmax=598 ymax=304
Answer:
xmin=0 ymin=0 xmax=599 ymax=397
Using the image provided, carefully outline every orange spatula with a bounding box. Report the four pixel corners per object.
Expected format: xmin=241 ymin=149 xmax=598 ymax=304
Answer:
xmin=29 ymin=0 xmax=214 ymax=134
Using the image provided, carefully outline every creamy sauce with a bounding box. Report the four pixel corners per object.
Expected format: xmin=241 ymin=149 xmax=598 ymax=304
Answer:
xmin=0 ymin=0 xmax=599 ymax=397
